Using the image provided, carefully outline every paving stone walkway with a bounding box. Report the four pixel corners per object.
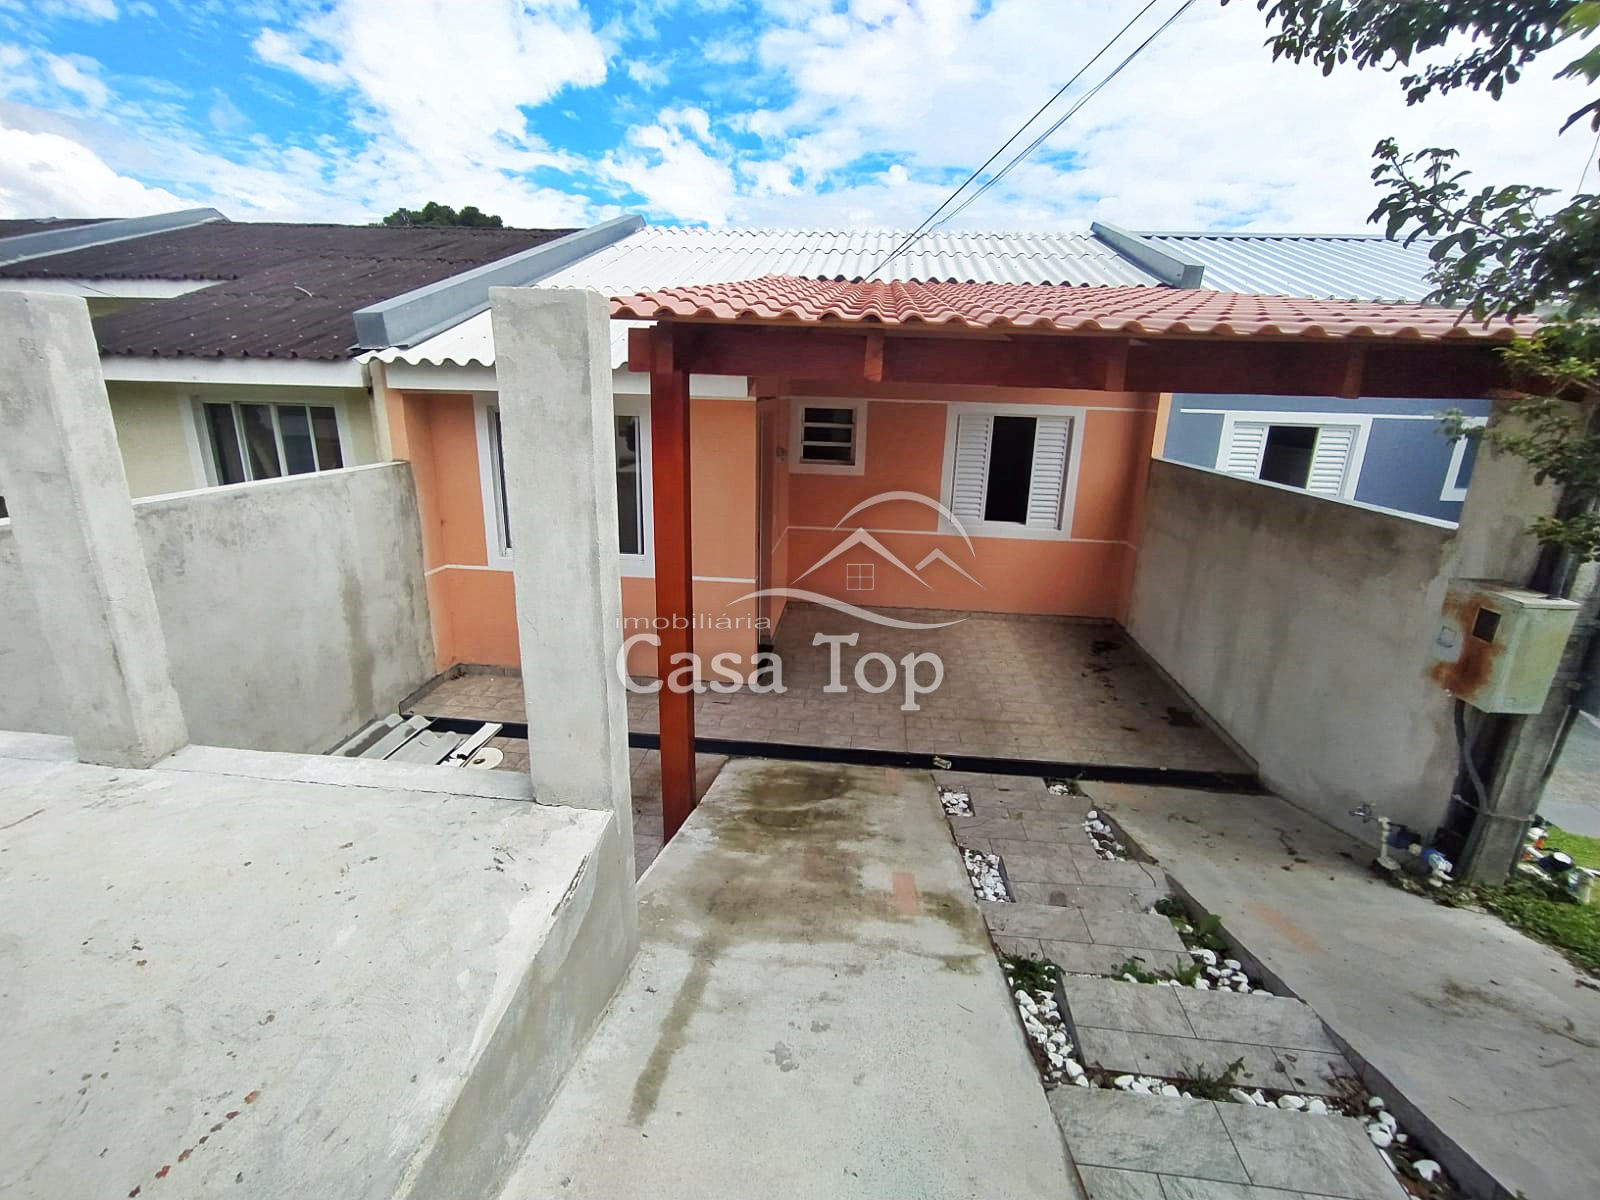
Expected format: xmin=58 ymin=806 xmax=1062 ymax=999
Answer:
xmin=939 ymin=773 xmax=1408 ymax=1200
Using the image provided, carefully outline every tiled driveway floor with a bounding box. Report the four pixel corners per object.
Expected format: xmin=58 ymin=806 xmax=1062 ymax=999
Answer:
xmin=412 ymin=610 xmax=1245 ymax=772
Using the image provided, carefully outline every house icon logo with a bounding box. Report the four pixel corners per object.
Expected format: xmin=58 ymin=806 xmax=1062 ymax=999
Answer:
xmin=737 ymin=491 xmax=982 ymax=629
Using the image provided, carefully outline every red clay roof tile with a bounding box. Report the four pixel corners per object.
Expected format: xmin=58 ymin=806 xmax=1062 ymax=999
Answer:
xmin=609 ymin=276 xmax=1526 ymax=342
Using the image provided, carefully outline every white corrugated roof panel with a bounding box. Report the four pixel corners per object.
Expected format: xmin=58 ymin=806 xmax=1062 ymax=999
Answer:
xmin=1134 ymin=232 xmax=1441 ymax=303
xmin=378 ymin=225 xmax=1162 ymax=367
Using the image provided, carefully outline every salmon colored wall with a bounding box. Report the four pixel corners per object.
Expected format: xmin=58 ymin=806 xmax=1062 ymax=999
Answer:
xmin=393 ymin=389 xmax=759 ymax=678
xmin=771 ymin=384 xmax=1157 ymax=623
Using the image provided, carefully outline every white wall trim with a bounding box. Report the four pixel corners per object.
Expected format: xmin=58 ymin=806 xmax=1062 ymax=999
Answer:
xmin=1215 ymin=409 xmax=1373 ymax=500
xmin=1183 ymin=406 xmax=1439 ymax=421
xmin=1440 ymin=416 xmax=1489 ymax=502
xmin=0 ymin=277 xmax=215 ymax=301
xmin=936 ymin=400 xmax=1088 ymax=541
xmin=785 ymin=523 xmax=1129 ymax=546
xmin=475 ymin=391 xmax=655 ymax=577
xmin=103 ymin=355 xmax=364 ymax=387
xmin=189 ymin=394 xmax=359 ymax=488
xmin=790 ymin=396 xmax=869 ymax=476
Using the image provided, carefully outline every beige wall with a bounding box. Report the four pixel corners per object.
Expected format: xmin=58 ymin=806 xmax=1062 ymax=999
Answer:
xmin=105 ymin=379 xmax=378 ymax=498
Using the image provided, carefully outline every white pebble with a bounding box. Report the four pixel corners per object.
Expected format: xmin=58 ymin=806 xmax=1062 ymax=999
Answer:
xmin=1192 ymin=978 xmax=1210 ymax=990
xmin=1306 ymin=1098 xmax=1328 ymax=1115
xmin=1223 ymin=958 xmax=1241 ymax=971
xmin=1073 ymin=1075 xmax=1091 ymax=1087
xmin=1368 ymin=1126 xmax=1393 ymax=1149
xmin=1276 ymin=1095 xmax=1306 ymax=1110
xmin=1157 ymin=1084 xmax=1180 ymax=1097
xmin=1413 ymin=1160 xmax=1441 ymax=1183
xmin=1367 ymin=1096 xmax=1386 ymax=1111
xmin=1190 ymin=948 xmax=1217 ymax=965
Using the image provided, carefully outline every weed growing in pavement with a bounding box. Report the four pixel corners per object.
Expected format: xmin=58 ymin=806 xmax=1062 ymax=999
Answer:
xmin=1184 ymin=1056 xmax=1247 ymax=1102
xmin=1002 ymin=954 xmax=1061 ymax=993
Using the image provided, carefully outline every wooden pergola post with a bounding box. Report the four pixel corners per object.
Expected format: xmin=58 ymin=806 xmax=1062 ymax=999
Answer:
xmin=649 ymin=328 xmax=696 ymax=838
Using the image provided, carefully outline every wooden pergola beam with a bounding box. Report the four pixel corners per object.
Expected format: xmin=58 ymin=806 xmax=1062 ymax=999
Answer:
xmin=627 ymin=322 xmax=1511 ymax=400
xmin=648 ymin=328 xmax=696 ymax=840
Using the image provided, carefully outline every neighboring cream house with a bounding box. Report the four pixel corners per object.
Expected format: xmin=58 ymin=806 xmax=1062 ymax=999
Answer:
xmin=0 ymin=209 xmax=639 ymax=501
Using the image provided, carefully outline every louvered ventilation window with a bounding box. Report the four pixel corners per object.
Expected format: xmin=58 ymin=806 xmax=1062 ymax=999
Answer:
xmin=949 ymin=411 xmax=1073 ymax=532
xmin=798 ymin=405 xmax=858 ymax=466
xmin=1221 ymin=420 xmax=1358 ymax=497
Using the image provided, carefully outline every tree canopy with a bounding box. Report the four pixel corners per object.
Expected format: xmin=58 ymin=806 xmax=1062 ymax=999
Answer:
xmin=381 ymin=202 xmax=504 ymax=228
xmin=1239 ymin=0 xmax=1600 ymax=560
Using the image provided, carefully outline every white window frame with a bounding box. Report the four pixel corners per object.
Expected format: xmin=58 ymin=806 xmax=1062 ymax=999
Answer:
xmin=1214 ymin=410 xmax=1373 ymax=500
xmin=790 ymin=397 xmax=868 ymax=475
xmin=937 ymin=401 xmax=1086 ymax=541
xmin=1440 ymin=416 xmax=1489 ymax=502
xmin=193 ymin=397 xmax=352 ymax=487
xmin=476 ymin=393 xmax=654 ymax=577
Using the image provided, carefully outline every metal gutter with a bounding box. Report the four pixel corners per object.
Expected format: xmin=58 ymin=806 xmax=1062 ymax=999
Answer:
xmin=352 ymin=213 xmax=646 ymax=349
xmin=0 ymin=208 xmax=228 ymax=268
xmin=1091 ymin=221 xmax=1206 ymax=288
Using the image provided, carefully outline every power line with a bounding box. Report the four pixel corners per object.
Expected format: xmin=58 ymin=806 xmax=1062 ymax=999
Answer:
xmin=865 ymin=0 xmax=1166 ymax=277
xmin=922 ymin=0 xmax=1198 ymax=238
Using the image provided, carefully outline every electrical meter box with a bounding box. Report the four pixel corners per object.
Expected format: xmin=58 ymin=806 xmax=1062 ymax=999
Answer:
xmin=1430 ymin=579 xmax=1580 ymax=714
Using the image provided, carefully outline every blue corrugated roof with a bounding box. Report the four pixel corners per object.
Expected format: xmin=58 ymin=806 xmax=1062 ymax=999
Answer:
xmin=1129 ymin=231 xmax=1441 ymax=303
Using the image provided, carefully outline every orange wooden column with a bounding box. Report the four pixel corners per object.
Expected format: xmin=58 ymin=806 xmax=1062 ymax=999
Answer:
xmin=650 ymin=331 xmax=696 ymax=839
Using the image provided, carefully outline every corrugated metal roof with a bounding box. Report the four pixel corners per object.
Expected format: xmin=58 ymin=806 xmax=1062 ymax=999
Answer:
xmin=611 ymin=276 xmax=1523 ymax=342
xmin=379 ymin=225 xmax=1161 ymax=367
xmin=1132 ymin=232 xmax=1441 ymax=303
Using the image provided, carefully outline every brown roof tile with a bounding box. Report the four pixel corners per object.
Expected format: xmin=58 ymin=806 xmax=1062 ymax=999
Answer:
xmin=610 ymin=275 xmax=1528 ymax=342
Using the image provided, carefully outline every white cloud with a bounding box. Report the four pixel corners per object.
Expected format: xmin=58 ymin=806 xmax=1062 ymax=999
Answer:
xmin=626 ymin=58 xmax=668 ymax=88
xmin=603 ymin=106 xmax=737 ymax=223
xmin=0 ymin=115 xmax=187 ymax=216
xmin=1 ymin=0 xmax=119 ymax=21
xmin=252 ymin=29 xmax=344 ymax=88
xmin=44 ymin=53 xmax=108 ymax=108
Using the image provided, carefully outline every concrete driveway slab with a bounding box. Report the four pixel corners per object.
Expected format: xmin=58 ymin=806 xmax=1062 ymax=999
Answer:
xmin=1094 ymin=782 xmax=1600 ymax=1200
xmin=501 ymin=760 xmax=1080 ymax=1200
xmin=1084 ymin=910 xmax=1189 ymax=953
xmin=1077 ymin=1165 xmax=1166 ymax=1199
xmin=1175 ymin=989 xmax=1340 ymax=1054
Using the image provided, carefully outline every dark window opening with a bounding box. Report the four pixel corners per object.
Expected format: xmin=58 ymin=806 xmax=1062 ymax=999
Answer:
xmin=984 ymin=415 xmax=1036 ymax=524
xmin=204 ymin=403 xmax=247 ymax=485
xmin=616 ymin=414 xmax=642 ymax=556
xmin=800 ymin=405 xmax=856 ymax=465
xmin=1258 ymin=424 xmax=1316 ymax=489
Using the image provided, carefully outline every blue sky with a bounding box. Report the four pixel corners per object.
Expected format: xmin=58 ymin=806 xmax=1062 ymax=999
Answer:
xmin=0 ymin=0 xmax=1588 ymax=231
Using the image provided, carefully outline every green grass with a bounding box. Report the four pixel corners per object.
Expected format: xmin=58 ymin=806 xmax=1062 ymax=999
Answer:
xmin=1001 ymin=954 xmax=1061 ymax=994
xmin=1544 ymin=824 xmax=1600 ymax=871
xmin=1472 ymin=879 xmax=1600 ymax=975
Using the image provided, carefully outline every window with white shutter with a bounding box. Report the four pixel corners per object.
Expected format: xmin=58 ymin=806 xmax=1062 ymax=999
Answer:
xmin=943 ymin=405 xmax=1080 ymax=537
xmin=1216 ymin=413 xmax=1367 ymax=499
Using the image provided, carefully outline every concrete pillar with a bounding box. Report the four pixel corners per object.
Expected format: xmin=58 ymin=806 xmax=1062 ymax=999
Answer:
xmin=0 ymin=292 xmax=187 ymax=766
xmin=487 ymin=289 xmax=634 ymax=870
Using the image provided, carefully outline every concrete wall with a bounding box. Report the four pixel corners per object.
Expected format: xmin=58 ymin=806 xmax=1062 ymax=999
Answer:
xmin=0 ymin=462 xmax=434 ymax=753
xmin=1127 ymin=459 xmax=1459 ymax=832
xmin=1163 ymin=394 xmax=1492 ymax=523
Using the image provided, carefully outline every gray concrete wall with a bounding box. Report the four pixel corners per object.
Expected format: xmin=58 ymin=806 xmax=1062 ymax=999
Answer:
xmin=1127 ymin=460 xmax=1459 ymax=833
xmin=0 ymin=462 xmax=434 ymax=753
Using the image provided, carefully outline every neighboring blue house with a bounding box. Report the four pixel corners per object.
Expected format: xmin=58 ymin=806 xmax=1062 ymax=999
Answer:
xmin=1091 ymin=226 xmax=1488 ymax=522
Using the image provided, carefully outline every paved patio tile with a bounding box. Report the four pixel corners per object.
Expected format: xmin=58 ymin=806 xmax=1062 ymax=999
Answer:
xmin=990 ymin=934 xmax=1045 ymax=960
xmin=981 ymin=899 xmax=1092 ymax=943
xmin=1159 ymin=1178 xmax=1315 ymax=1200
xmin=1049 ymin=1089 xmax=1248 ymax=1183
xmin=1174 ymin=990 xmax=1340 ymax=1054
xmin=1074 ymin=859 xmax=1166 ymax=888
xmin=1011 ymin=880 xmax=1168 ymax=913
xmin=1046 ymin=941 xmax=1191 ymax=976
xmin=1077 ymin=1165 xmax=1165 ymax=1200
xmin=1062 ymin=977 xmax=1195 ymax=1037
xmin=1085 ymin=911 xmax=1189 ymax=953
xmin=1073 ymin=1029 xmax=1349 ymax=1095
xmin=1217 ymin=1104 xmax=1407 ymax=1199
xmin=989 ymin=839 xmax=1082 ymax=883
